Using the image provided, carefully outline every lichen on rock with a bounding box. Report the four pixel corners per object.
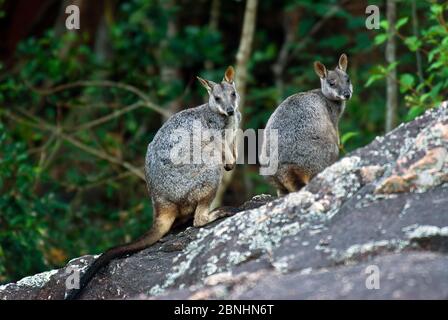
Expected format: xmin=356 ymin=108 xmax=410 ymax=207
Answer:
xmin=1 ymin=103 xmax=447 ymax=300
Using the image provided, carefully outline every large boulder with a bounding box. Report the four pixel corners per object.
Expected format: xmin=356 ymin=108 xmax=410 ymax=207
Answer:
xmin=1 ymin=103 xmax=447 ymax=300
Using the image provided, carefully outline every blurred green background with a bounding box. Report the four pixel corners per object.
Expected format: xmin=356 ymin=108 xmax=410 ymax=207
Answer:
xmin=0 ymin=0 xmax=447 ymax=283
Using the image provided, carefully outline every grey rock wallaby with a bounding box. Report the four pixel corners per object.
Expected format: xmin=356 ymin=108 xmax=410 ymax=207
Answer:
xmin=260 ymin=54 xmax=353 ymax=196
xmin=65 ymin=66 xmax=241 ymax=299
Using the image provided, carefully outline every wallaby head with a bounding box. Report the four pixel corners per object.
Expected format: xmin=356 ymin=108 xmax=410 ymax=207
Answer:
xmin=197 ymin=66 xmax=240 ymax=117
xmin=314 ymin=53 xmax=353 ymax=102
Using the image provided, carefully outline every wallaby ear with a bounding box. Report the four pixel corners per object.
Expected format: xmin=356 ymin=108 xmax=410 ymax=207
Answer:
xmin=197 ymin=76 xmax=215 ymax=92
xmin=338 ymin=53 xmax=348 ymax=72
xmin=223 ymin=66 xmax=235 ymax=83
xmin=314 ymin=61 xmax=327 ymax=79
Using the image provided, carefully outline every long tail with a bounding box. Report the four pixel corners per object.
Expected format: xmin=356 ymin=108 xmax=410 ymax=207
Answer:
xmin=64 ymin=228 xmax=161 ymax=300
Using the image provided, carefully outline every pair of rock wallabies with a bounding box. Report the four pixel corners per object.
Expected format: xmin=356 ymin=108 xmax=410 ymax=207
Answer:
xmin=65 ymin=53 xmax=353 ymax=299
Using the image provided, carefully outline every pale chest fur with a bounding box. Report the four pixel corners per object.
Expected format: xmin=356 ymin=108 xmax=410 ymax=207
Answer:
xmin=224 ymin=112 xmax=241 ymax=149
xmin=324 ymin=100 xmax=345 ymax=147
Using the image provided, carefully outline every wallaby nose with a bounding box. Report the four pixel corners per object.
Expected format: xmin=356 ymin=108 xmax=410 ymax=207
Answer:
xmin=227 ymin=110 xmax=234 ymax=116
xmin=344 ymin=92 xmax=351 ymax=99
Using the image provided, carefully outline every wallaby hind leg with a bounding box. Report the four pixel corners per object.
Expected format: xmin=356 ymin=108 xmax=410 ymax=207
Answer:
xmin=279 ymin=167 xmax=310 ymax=193
xmin=293 ymin=167 xmax=311 ymax=188
xmin=144 ymin=201 xmax=178 ymax=243
xmin=268 ymin=175 xmax=288 ymax=197
xmin=278 ymin=172 xmax=300 ymax=193
xmin=193 ymin=199 xmax=214 ymax=227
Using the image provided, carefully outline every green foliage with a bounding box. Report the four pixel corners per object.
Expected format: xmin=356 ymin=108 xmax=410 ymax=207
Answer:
xmin=367 ymin=0 xmax=448 ymax=121
xmin=341 ymin=131 xmax=359 ymax=147
xmin=0 ymin=0 xmax=226 ymax=283
xmin=110 ymin=0 xmax=224 ymax=103
xmin=0 ymin=0 xmax=446 ymax=283
xmin=0 ymin=124 xmax=65 ymax=282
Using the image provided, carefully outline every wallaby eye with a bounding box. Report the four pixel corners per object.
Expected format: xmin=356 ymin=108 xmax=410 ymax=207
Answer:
xmin=231 ymin=92 xmax=236 ymax=98
xmin=215 ymin=96 xmax=221 ymax=103
xmin=329 ymin=80 xmax=336 ymax=87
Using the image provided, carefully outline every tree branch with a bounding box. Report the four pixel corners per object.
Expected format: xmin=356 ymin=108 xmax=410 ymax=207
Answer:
xmin=3 ymin=109 xmax=146 ymax=181
xmin=212 ymin=0 xmax=258 ymax=208
xmin=26 ymin=80 xmax=172 ymax=118
xmin=69 ymin=101 xmax=142 ymax=132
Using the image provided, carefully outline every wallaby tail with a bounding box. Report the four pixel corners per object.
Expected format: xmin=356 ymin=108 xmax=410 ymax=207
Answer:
xmin=64 ymin=202 xmax=178 ymax=300
xmin=64 ymin=228 xmax=162 ymax=300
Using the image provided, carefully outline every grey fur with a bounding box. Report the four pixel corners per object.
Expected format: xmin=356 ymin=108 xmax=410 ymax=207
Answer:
xmin=260 ymin=54 xmax=353 ymax=195
xmin=64 ymin=73 xmax=241 ymax=300
xmin=145 ymin=68 xmax=241 ymax=220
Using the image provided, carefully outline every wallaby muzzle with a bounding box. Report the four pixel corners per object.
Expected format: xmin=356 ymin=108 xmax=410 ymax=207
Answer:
xmin=343 ymin=91 xmax=351 ymax=100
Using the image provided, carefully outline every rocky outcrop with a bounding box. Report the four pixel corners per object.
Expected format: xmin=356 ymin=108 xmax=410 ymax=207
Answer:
xmin=1 ymin=103 xmax=447 ymax=300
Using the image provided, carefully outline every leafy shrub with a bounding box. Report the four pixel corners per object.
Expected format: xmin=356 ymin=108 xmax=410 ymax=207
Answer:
xmin=0 ymin=124 xmax=65 ymax=282
xmin=367 ymin=0 xmax=448 ymax=121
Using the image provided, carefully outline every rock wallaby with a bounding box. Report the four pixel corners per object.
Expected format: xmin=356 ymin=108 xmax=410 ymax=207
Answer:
xmin=65 ymin=66 xmax=241 ymax=299
xmin=260 ymin=54 xmax=353 ymax=196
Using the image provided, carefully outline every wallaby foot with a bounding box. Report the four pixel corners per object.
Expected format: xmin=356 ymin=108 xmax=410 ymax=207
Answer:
xmin=276 ymin=188 xmax=288 ymax=197
xmin=210 ymin=206 xmax=239 ymax=219
xmin=267 ymin=175 xmax=288 ymax=197
xmin=193 ymin=201 xmax=235 ymax=227
xmin=274 ymin=179 xmax=288 ymax=197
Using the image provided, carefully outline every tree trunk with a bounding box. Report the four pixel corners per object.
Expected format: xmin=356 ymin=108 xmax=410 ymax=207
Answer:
xmin=235 ymin=0 xmax=258 ymax=114
xmin=212 ymin=0 xmax=258 ymax=209
xmin=411 ymin=0 xmax=424 ymax=86
xmin=205 ymin=0 xmax=221 ymax=70
xmin=385 ymin=0 xmax=398 ymax=133
xmin=160 ymin=0 xmax=183 ymax=121
xmin=272 ymin=8 xmax=300 ymax=103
